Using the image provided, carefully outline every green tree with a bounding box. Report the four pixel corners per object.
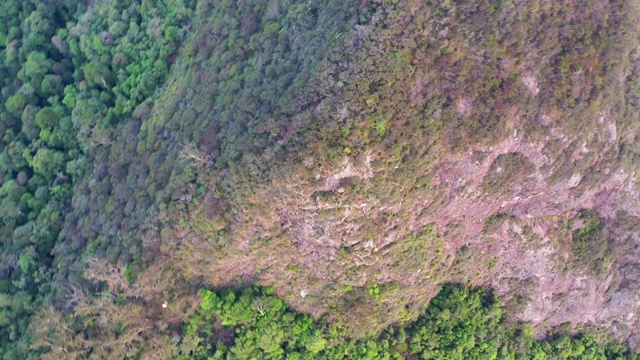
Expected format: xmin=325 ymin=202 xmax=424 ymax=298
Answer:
xmin=23 ymin=51 xmax=53 ymax=78
xmin=34 ymin=107 xmax=59 ymax=129
xmin=21 ymin=104 xmax=41 ymax=141
xmin=5 ymin=94 xmax=26 ymax=115
xmin=30 ymin=148 xmax=66 ymax=179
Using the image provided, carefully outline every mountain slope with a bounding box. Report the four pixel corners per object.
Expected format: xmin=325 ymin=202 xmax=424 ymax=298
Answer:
xmin=126 ymin=0 xmax=640 ymax=342
xmin=10 ymin=0 xmax=640 ymax=357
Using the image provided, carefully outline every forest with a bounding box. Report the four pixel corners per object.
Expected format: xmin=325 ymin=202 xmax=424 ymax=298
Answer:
xmin=1 ymin=0 xmax=640 ymax=358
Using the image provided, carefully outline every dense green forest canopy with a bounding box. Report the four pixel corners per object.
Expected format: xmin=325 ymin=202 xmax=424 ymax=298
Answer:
xmin=0 ymin=0 xmax=639 ymax=358
xmin=0 ymin=0 xmax=194 ymax=355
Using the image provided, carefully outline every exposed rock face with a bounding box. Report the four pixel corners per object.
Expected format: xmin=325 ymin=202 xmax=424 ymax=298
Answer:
xmin=428 ymin=124 xmax=638 ymax=336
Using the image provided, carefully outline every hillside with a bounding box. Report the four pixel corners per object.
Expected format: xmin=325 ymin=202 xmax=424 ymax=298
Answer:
xmin=1 ymin=0 xmax=640 ymax=358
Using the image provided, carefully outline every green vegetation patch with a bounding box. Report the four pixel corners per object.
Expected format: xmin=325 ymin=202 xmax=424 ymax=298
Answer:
xmin=176 ymin=284 xmax=637 ymax=359
xmin=571 ymin=210 xmax=611 ymax=276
